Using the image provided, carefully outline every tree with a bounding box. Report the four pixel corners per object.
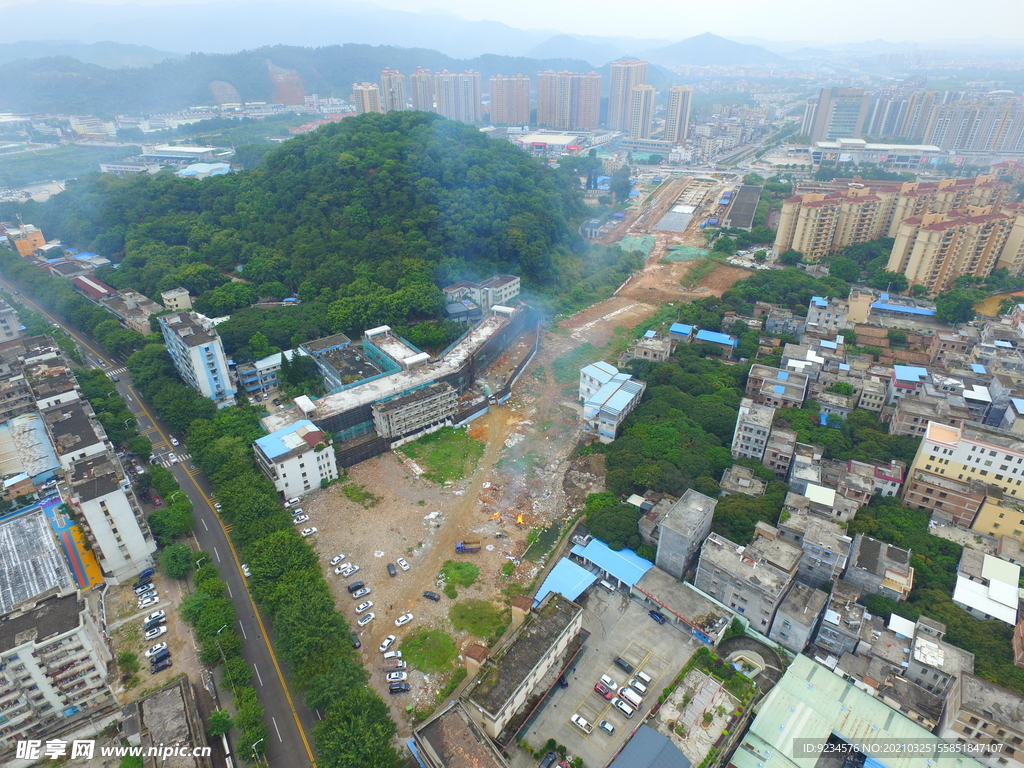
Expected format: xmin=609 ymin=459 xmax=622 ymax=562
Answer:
xmin=886 ymin=330 xmax=907 ymax=346
xmin=935 ymin=290 xmax=978 ymax=325
xmin=314 ymin=688 xmax=402 ymax=768
xmin=610 ymin=166 xmax=633 ymax=203
xmin=779 ymin=249 xmax=803 ymax=266
xmin=911 ymin=284 xmax=928 ymax=296
xmin=207 ymin=709 xmax=233 ymax=737
xmin=158 ymin=541 xmax=196 ymax=579
xmin=828 ymin=256 xmax=861 ymax=282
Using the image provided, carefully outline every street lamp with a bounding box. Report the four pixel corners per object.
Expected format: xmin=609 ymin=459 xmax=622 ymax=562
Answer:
xmin=170 ymin=491 xmax=184 ymax=502
xmin=124 ymin=418 xmax=135 ymax=429
xmin=250 ymin=738 xmax=265 ymax=763
xmin=106 ymin=391 xmax=117 ymax=398
xmin=214 ymin=624 xmax=229 ymax=670
xmin=195 ymin=556 xmax=206 ymax=569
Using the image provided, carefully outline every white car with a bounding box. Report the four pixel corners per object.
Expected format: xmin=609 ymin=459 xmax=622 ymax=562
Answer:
xmin=144 ymin=642 xmax=168 ymax=658
xmin=145 ymin=610 xmax=166 ymax=623
xmin=394 ymin=613 xmax=413 ymax=628
xmin=339 ymin=564 xmax=359 ymax=578
xmin=330 ymin=554 xmax=346 ymax=566
xmin=292 ymin=514 xmax=310 ymax=524
xmin=213 ymin=502 xmax=222 ymax=511
xmin=612 ymin=697 xmax=635 ymax=718
xmin=170 ymin=437 xmax=179 ymax=446
xmin=145 ymin=625 xmax=168 ymax=641
xmin=168 ymin=453 xmax=179 ymax=464
xmin=290 ymin=507 xmax=304 ymax=517
xmin=334 ymin=563 xmax=352 ymax=575
xmin=396 ymin=558 xmax=410 ymax=571
xmin=351 ymin=587 xmax=370 ymax=599
xmin=285 ymin=498 xmax=300 ymax=507
xmin=385 ymin=671 xmax=408 ymax=682
xmin=300 ymin=527 xmax=318 ymax=537
xmin=355 ymin=601 xmax=374 ymax=614
xmin=379 ymin=635 xmax=397 ymax=653
xmin=357 ymin=613 xmax=375 ymax=627
xmin=138 ymin=595 xmax=159 ymax=609
xmin=241 ymin=564 xmax=251 ymax=578
xmin=383 ymin=650 xmax=402 ymax=660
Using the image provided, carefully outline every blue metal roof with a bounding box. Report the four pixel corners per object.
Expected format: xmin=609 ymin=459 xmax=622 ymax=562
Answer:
xmin=893 ymin=365 xmax=928 ymax=382
xmin=870 ymin=301 xmax=936 ymax=316
xmin=811 ymin=296 xmax=828 ymax=307
xmin=773 ymin=385 xmax=786 ymax=394
xmin=778 ymin=371 xmax=789 ymax=380
xmin=570 ymin=538 xmax=652 ymax=587
xmin=880 ymin=293 xmax=890 ymax=300
xmin=839 ymin=363 xmax=851 ymax=371
xmin=971 ymin=364 xmax=987 ymax=374
xmin=254 ymin=419 xmax=321 ymax=460
xmin=695 ymin=329 xmax=737 ymax=346
xmin=670 ymin=323 xmax=693 ymax=336
xmin=819 ymin=339 xmax=838 ymax=349
xmin=533 ymin=558 xmax=597 ymax=606
xmin=994 ymin=340 xmax=1013 ymax=348
xmin=644 ymin=330 xmax=657 ymax=338
xmin=609 ymin=725 xmax=691 ymax=768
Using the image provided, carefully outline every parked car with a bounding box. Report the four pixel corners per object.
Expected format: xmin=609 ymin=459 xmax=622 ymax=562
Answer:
xmin=558 ymin=675 xmax=568 ymax=689
xmin=394 ymin=613 xmax=413 ymax=628
xmin=145 ymin=625 xmax=168 ymax=641
xmin=385 ymin=671 xmax=408 ymax=682
xmin=628 ymin=678 xmax=648 ymax=696
xmin=134 ymin=582 xmax=154 ymax=595
xmin=285 ymin=498 xmax=300 ymax=508
xmin=598 ymin=720 xmax=615 ymax=735
xmin=290 ymin=508 xmax=304 ymax=517
xmin=379 ymin=635 xmax=397 ymax=653
xmin=334 ymin=563 xmax=353 ymax=575
xmin=339 ymin=564 xmax=359 ymax=578
xmin=292 ymin=514 xmax=310 ymax=524
xmin=614 ymin=657 xmax=635 ymax=674
xmin=422 ymin=591 xmax=441 ymax=601
xmin=350 ymin=632 xmax=361 ymax=650
xmin=648 ymin=610 xmax=667 ymax=625
xmin=611 ymin=697 xmax=635 ymax=718
xmin=148 ymin=649 xmax=170 ymax=665
xmin=599 ymin=674 xmax=619 ymax=692
xmin=151 ymin=658 xmax=173 ymax=674
xmin=152 ymin=495 xmax=161 ymax=506
xmin=143 ymin=617 xmax=166 ymax=632
xmin=397 ymin=558 xmax=410 ymax=571
xmin=347 ymin=581 xmax=365 ymax=594
xmin=144 ymin=610 xmax=165 ymax=623
xmin=540 ymin=752 xmax=557 ymax=768
xmin=351 ymin=587 xmax=370 ymax=599
xmin=355 ymin=601 xmax=373 ymax=614
xmin=387 ymin=563 xmax=397 ymax=577
xmin=594 ymin=682 xmax=613 ymax=700
xmin=383 ymin=650 xmax=402 ymax=661
xmin=144 ymin=642 xmax=168 ymax=658
xmin=138 ymin=595 xmax=159 ymax=609
xmin=388 ymin=682 xmax=410 ymax=694
xmin=330 ymin=554 xmax=346 ymax=566
xmin=300 ymin=527 xmax=317 ymax=537
xmin=357 ymin=613 xmax=375 ymax=627
xmin=241 ymin=564 xmax=251 ymax=578
xmin=383 ymin=659 xmax=407 ymax=670
xmin=136 ymin=588 xmax=157 ymax=600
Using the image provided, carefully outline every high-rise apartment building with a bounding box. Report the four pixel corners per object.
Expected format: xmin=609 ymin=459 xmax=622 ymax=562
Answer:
xmin=899 ymin=90 xmax=939 ymax=140
xmin=410 ymin=67 xmax=433 ymax=111
xmin=922 ymin=99 xmax=1024 ymax=153
xmin=663 ymin=86 xmax=692 ymax=143
xmin=810 ymin=87 xmax=870 ymax=142
xmin=536 ymin=70 xmax=601 ymax=131
xmin=159 ymin=311 xmax=236 ymax=408
xmin=628 ymin=84 xmax=655 ymax=139
xmin=887 ymin=206 xmax=1018 ymax=294
xmin=607 ymin=59 xmax=647 ymax=132
xmin=351 ymin=82 xmax=382 ymax=115
xmin=380 ymin=68 xmax=407 ymax=112
xmin=488 ymin=74 xmax=531 ymax=126
xmin=434 ymin=70 xmax=482 ymax=124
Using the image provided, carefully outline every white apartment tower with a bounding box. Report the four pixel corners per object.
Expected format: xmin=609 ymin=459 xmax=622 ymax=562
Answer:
xmin=664 ymin=86 xmax=692 ymax=143
xmin=158 ymin=312 xmax=236 ymax=408
xmin=351 ymin=82 xmax=382 ymax=114
xmin=607 ymin=59 xmax=647 ymax=132
xmin=410 ymin=67 xmax=433 ymax=111
xmin=435 ymin=70 xmax=482 ymax=124
xmin=380 ymin=68 xmax=407 ymax=112
xmin=488 ymin=74 xmax=531 ymax=126
xmin=629 ymin=84 xmax=656 ymax=139
xmin=254 ymin=420 xmax=339 ymax=499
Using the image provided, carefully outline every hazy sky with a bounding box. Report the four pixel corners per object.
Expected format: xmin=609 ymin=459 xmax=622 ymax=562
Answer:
xmin=0 ymin=0 xmax=1021 ymax=43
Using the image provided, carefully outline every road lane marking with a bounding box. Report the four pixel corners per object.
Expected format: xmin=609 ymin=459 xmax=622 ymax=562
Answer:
xmin=227 ymin=584 xmax=233 ymax=598
xmin=239 ymin=621 xmax=247 ymax=640
xmin=272 ymin=716 xmax=283 ymax=742
xmin=214 ymin=547 xmax=221 ymax=562
xmin=202 ymin=519 xmax=209 ymax=531
xmin=255 ymin=664 xmax=264 ymax=686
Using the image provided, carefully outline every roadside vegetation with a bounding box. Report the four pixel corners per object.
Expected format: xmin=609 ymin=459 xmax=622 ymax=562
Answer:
xmin=399 ymin=427 xmax=485 ymax=484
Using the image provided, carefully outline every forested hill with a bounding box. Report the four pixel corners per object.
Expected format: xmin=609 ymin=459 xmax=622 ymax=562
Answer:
xmin=0 ymin=44 xmax=594 ymax=115
xmin=4 ymin=112 xmax=624 ymax=342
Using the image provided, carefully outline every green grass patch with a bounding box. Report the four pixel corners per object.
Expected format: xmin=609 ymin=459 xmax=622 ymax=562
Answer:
xmin=441 ymin=560 xmax=480 ymax=587
xmin=443 ymin=584 xmax=458 ymax=599
xmin=449 ymin=599 xmax=511 ymax=641
xmin=551 ymin=342 xmax=603 ymax=384
xmin=435 ymin=666 xmax=469 ymax=703
xmin=682 ymin=258 xmax=722 ymax=285
xmin=398 ymin=427 xmax=484 ymax=484
xmin=401 ymin=629 xmax=458 ymax=673
xmin=341 ymin=482 xmax=380 ymax=507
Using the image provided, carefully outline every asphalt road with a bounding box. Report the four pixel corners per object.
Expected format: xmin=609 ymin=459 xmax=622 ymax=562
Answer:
xmin=2 ymin=281 xmax=318 ymax=767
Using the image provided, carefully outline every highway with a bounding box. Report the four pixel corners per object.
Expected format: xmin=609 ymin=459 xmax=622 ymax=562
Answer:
xmin=1 ymin=280 xmax=318 ymax=768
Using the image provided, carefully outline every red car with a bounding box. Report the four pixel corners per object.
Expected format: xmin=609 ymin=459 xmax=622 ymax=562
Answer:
xmin=594 ymin=682 xmax=613 ymax=700
xmin=152 ymin=495 xmax=162 ymax=506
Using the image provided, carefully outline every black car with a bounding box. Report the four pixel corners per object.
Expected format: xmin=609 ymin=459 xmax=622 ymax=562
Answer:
xmin=151 ymin=658 xmax=173 ymax=674
xmin=557 ymin=675 xmax=569 ymax=689
xmin=351 ymin=632 xmax=361 ymax=649
xmin=648 ymin=610 xmax=667 ymax=625
xmin=387 ymin=563 xmax=397 ymax=578
xmin=614 ymin=656 xmax=635 ymax=674
xmin=142 ymin=618 xmax=166 ymax=632
xmin=149 ymin=649 xmax=170 ymax=665
xmin=133 ymin=578 xmax=152 ymax=591
xmin=539 ymin=752 xmax=557 ymax=768
xmin=388 ymin=682 xmax=411 ymax=694
xmin=347 ymin=581 xmax=365 ymax=594
xmin=423 ymin=591 xmax=441 ymax=602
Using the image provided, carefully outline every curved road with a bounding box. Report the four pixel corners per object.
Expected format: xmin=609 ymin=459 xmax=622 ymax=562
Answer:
xmin=1 ymin=280 xmax=318 ymax=768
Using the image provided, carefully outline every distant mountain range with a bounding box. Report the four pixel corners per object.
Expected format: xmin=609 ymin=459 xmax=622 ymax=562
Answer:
xmin=639 ymin=33 xmax=787 ymax=66
xmin=0 ymin=41 xmax=179 ymax=68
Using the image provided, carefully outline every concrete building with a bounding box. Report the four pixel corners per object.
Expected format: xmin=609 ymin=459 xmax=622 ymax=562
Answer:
xmin=253 ymin=419 xmax=338 ymax=500
xmin=663 ymin=86 xmax=692 ymax=143
xmin=351 ymin=82 xmax=382 ymax=114
xmin=380 ymin=68 xmax=407 ymax=112
xmin=160 ymin=287 xmax=191 ymax=311
xmin=67 ymin=454 xmax=156 ymax=582
xmin=442 ymin=275 xmax=520 ymax=312
xmin=768 ymin=583 xmax=827 ymax=654
xmin=654 ymin=488 xmax=717 ymax=579
xmin=621 ymin=332 xmax=672 ymax=364
xmin=763 ymin=427 xmax=797 ymax=480
xmin=607 ymin=60 xmax=647 ymax=132
xmin=952 ymin=548 xmax=1019 ymax=625
xmin=905 ymin=617 xmax=974 ymax=697
xmin=435 ymin=70 xmax=482 ymax=124
xmin=371 ymin=382 xmax=459 ymax=443
xmin=632 ymin=567 xmax=730 ymax=645
xmin=581 ymin=371 xmax=646 ymax=443
xmin=0 ymin=593 xmax=114 ymax=753
xmin=938 ymin=674 xmax=1024 ymax=768
xmin=463 ymin=593 xmax=583 ymax=742
xmin=776 ymin=509 xmax=852 ymax=588
xmin=971 ymin=497 xmax=1024 ymax=546
xmin=0 ymin=297 xmax=22 ymax=342
xmin=890 ymin=395 xmax=972 ymax=437
xmin=411 ymin=701 xmax=509 ymax=768
xmin=578 ymin=361 xmax=619 ymax=402
xmin=903 ymin=470 xmax=987 ymax=527
xmin=763 ymin=308 xmax=805 ymax=340
xmin=536 ymin=70 xmax=601 ymax=131
xmin=628 ymin=84 xmax=656 ymax=140
xmin=235 ymin=349 xmax=304 ymax=396
xmin=488 ymin=75 xmax=531 ymax=126
xmin=805 ymin=295 xmax=848 ymax=334
xmin=731 ymin=398 xmax=775 ymax=461
xmin=719 ymin=465 xmax=767 ymax=497
xmin=745 ymin=365 xmax=808 ymax=409
xmin=42 ymin=401 xmax=107 ymax=472
xmin=3 ymin=223 xmax=46 ymax=257
xmin=923 ymin=99 xmax=1024 ymax=153
xmin=410 ymin=67 xmax=433 ymax=111
xmin=158 ymin=312 xmax=235 ymax=408
xmin=694 ymin=525 xmax=801 ymax=632
xmin=814 ymin=579 xmax=868 ymax=655
xmin=844 ymin=534 xmax=914 ymax=601
xmin=810 ymin=87 xmax=871 ymax=142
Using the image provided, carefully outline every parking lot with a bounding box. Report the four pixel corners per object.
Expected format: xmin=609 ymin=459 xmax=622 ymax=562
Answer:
xmin=514 ymin=588 xmax=701 ymax=768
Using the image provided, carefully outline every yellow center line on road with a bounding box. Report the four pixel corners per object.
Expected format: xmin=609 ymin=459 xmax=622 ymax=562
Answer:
xmin=127 ymin=384 xmax=317 ymax=767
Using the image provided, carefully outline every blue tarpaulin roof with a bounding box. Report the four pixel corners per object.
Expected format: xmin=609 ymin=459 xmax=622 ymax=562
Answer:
xmin=971 ymin=364 xmax=987 ymax=374
xmin=870 ymin=301 xmax=936 ymax=316
xmin=811 ymin=296 xmax=828 ymax=307
xmin=570 ymin=538 xmax=652 ymax=588
xmin=644 ymin=330 xmax=657 ymax=338
xmin=695 ymin=329 xmax=737 ymax=347
xmin=893 ymin=365 xmax=928 ymax=382
xmin=670 ymin=323 xmax=693 ymax=336
xmin=778 ymin=371 xmax=789 ymax=380
xmin=773 ymin=385 xmax=786 ymax=394
xmin=534 ymin=558 xmax=597 ymax=606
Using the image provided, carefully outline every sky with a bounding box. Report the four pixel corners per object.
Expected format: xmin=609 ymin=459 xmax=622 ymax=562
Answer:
xmin=0 ymin=0 xmax=1021 ymax=44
